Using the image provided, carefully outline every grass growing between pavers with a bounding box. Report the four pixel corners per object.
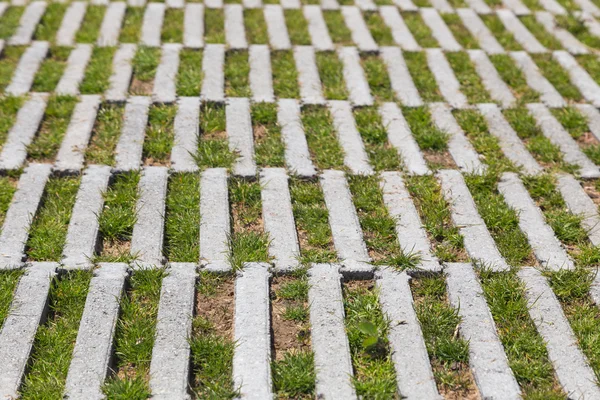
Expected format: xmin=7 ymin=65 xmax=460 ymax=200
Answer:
xmin=271 ymin=270 xmax=315 ymax=399
xmin=27 ymin=95 xmax=78 ymax=162
xmin=120 ymin=7 xmax=144 ymax=43
xmin=361 ymin=54 xmax=394 ymax=103
xmin=81 ymin=47 xmax=116 ymax=94
xmin=402 ymin=106 xmax=452 ymax=169
xmin=75 ymin=5 xmax=105 ymax=44
xmin=96 ymin=172 xmax=140 ymax=263
xmin=520 ymin=16 xmax=563 ymax=50
xmin=161 ymin=8 xmax=183 ymax=43
xmin=205 ymin=8 xmax=225 ymax=44
xmin=410 ymin=275 xmax=476 ymax=397
xmin=322 ymin=10 xmax=352 ymax=45
xmin=245 ymin=9 xmax=268 ymax=45
xmin=557 ymin=15 xmax=600 ymax=50
xmin=31 ymin=46 xmax=70 ymax=93
xmin=404 ymin=51 xmax=443 ymax=103
xmin=0 ymin=96 xmax=24 ymax=148
xmin=0 ymin=46 xmax=26 ymax=93
xmin=228 ymin=178 xmax=270 ymax=271
xmin=364 ymin=12 xmax=394 ymax=46
xmin=272 ymin=50 xmax=300 ymax=99
xmin=0 ymin=6 xmax=24 ymax=39
xmin=343 ymin=280 xmax=397 ymax=397
xmin=196 ymin=104 xmax=237 ymax=170
xmin=353 ymin=107 xmax=400 ymax=171
xmin=86 ymin=103 xmax=124 ymax=166
xmin=481 ymin=14 xmax=523 ymax=51
xmin=190 ymin=272 xmax=238 ymax=398
xmin=447 ymin=51 xmax=492 ymax=104
xmin=402 ymin=12 xmax=438 ymax=48
xmin=489 ymin=54 xmax=540 ymax=104
xmin=301 ymin=105 xmax=345 ymax=170
xmin=442 ymin=14 xmax=480 ymax=49
xmin=315 ymin=51 xmax=348 ymax=100
xmin=0 ymin=175 xmax=17 ymax=227
xmin=284 ymin=9 xmax=311 ymax=46
xmin=129 ymin=46 xmax=160 ymax=96
xmin=252 ymin=102 xmax=285 ymax=168
xmin=143 ymin=104 xmax=176 ymax=165
xmin=164 ymin=173 xmax=200 ymax=262
xmin=532 ymin=54 xmax=582 ymax=102
xmin=0 ymin=269 xmax=23 ymax=328
xmin=103 ymin=269 xmax=165 ymax=399
xmin=290 ymin=178 xmax=337 ymax=265
xmin=552 ymin=107 xmax=600 ymax=165
xmin=176 ymin=49 xmax=202 ymax=97
xmin=33 ymin=3 xmax=66 ymax=42
xmin=26 ymin=177 xmax=80 ymax=262
xmin=225 ymin=50 xmax=251 ymax=98
xmin=19 ymin=271 xmax=92 ymax=400
xmin=577 ymin=54 xmax=600 ymax=85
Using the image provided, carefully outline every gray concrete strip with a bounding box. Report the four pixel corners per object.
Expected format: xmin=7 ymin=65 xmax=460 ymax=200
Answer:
xmin=510 ymin=51 xmax=566 ymax=108
xmin=379 ymin=7 xmax=420 ymax=51
xmin=0 ymin=93 xmax=48 ymax=172
xmin=576 ymin=103 xmax=600 ymax=142
xmin=97 ymin=2 xmax=126 ymax=47
xmin=171 ymin=97 xmax=200 ymax=172
xmin=446 ymin=263 xmax=521 ymax=399
xmin=430 ymin=103 xmax=485 ymax=175
xmin=380 ymin=172 xmax=440 ymax=272
xmin=535 ymin=11 xmax=588 ymax=54
xmin=308 ymin=263 xmax=356 ymax=399
xmin=184 ymin=3 xmax=204 ymax=48
xmin=55 ymin=95 xmax=102 ymax=173
xmin=477 ymin=103 xmax=543 ymax=175
xmin=426 ymin=48 xmax=469 ymax=109
xmin=294 ymin=45 xmax=325 ymax=105
xmin=0 ymin=263 xmax=56 ymax=398
xmin=420 ymin=8 xmax=462 ymax=51
xmin=105 ymin=44 xmax=137 ymax=103
xmin=503 ymin=0 xmax=531 ymax=14
xmin=519 ymin=266 xmax=600 ymax=398
xmin=56 ymin=44 xmax=92 ymax=96
xmin=62 ymin=165 xmax=112 ymax=269
xmin=225 ymin=4 xmax=247 ymax=49
xmin=557 ymin=174 xmax=600 ymax=246
xmin=575 ymin=0 xmax=600 ymax=15
xmin=321 ymin=0 xmax=340 ymax=10
xmin=244 ymin=0 xmax=262 ymax=7
xmin=338 ymin=46 xmax=373 ymax=107
xmin=499 ymin=172 xmax=574 ymax=270
xmin=131 ymin=166 xmax=168 ymax=268
xmin=115 ymin=96 xmax=151 ymax=172
xmin=205 ymin=0 xmax=223 ymax=8
xmin=200 ymin=44 xmax=225 ymax=103
xmin=141 ymin=2 xmax=165 ymax=47
xmin=249 ymin=45 xmax=275 ymax=103
xmin=468 ymin=50 xmax=515 ymax=108
xmin=149 ymin=262 xmax=196 ymax=400
xmin=277 ymin=98 xmax=316 ymax=177
xmin=379 ymin=102 xmax=429 ymax=176
xmin=227 ymin=97 xmax=256 ymax=177
xmin=152 ymin=43 xmax=181 ymax=104
xmin=128 ymin=0 xmax=146 ymax=6
xmin=394 ymin=0 xmax=418 ymax=11
xmin=264 ymin=5 xmax=291 ymax=50
xmin=538 ymin=0 xmax=567 ymax=14
xmin=166 ymin=0 xmax=185 ymax=8
xmin=320 ymin=169 xmax=371 ymax=263
xmin=9 ymin=1 xmax=46 ymax=45
xmin=527 ymin=103 xmax=600 ymax=178
xmin=341 ymin=6 xmax=377 ymax=52
xmin=200 ymin=168 xmax=230 ymax=272
xmin=328 ymin=100 xmax=374 ymax=175
xmin=233 ymin=262 xmax=272 ymax=399
xmin=281 ymin=0 xmax=301 ymax=8
xmin=380 ymin=47 xmax=423 ymax=107
xmin=429 ymin=0 xmax=454 ymax=13
xmin=465 ymin=0 xmax=492 ymax=13
xmin=303 ymin=5 xmax=334 ymax=51
xmin=458 ymin=9 xmax=505 ymax=55
xmin=0 ymin=3 xmax=7 ymax=18
xmin=553 ymin=50 xmax=600 ymax=107
xmin=355 ymin=0 xmax=377 ymax=10
xmin=260 ymin=168 xmax=300 ymax=272
xmin=63 ymin=263 xmax=128 ymax=400
xmin=439 ymin=170 xmax=509 ymax=271
xmin=56 ymin=1 xmax=86 ymax=46
xmin=498 ymin=10 xmax=547 ymax=53
xmin=579 ymin=11 xmax=600 ymax=38
xmin=5 ymin=41 xmax=48 ymax=96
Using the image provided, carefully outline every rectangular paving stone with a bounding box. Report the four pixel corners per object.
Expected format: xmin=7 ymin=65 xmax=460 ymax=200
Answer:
xmin=227 ymin=97 xmax=256 ymax=177
xmin=200 ymin=44 xmax=225 ymax=103
xmin=478 ymin=103 xmax=543 ymax=175
xmin=538 ymin=0 xmax=567 ymax=14
xmin=277 ymin=98 xmax=316 ymax=177
xmin=510 ymin=51 xmax=566 ymax=108
xmin=62 ymin=165 xmax=112 ymax=269
xmin=498 ymin=10 xmax=547 ymax=53
xmin=308 ymin=263 xmax=356 ymax=399
xmin=204 ymin=0 xmax=223 ymax=8
xmin=0 ymin=164 xmax=52 ymax=269
xmin=0 ymin=93 xmax=48 ymax=171
xmin=303 ymin=5 xmax=334 ymax=51
xmin=97 ymin=2 xmax=126 ymax=47
xmin=379 ymin=6 xmax=420 ymax=51
xmin=249 ymin=45 xmax=275 ymax=103
xmin=9 ymin=1 xmax=46 ymax=45
xmin=557 ymin=173 xmax=600 ymax=246
xmin=200 ymin=168 xmax=230 ymax=271
xmin=149 ymin=262 xmax=196 ymax=400
xmin=554 ymin=50 xmax=600 ymax=107
xmin=56 ymin=44 xmax=93 ymax=96
xmin=166 ymin=0 xmax=185 ymax=8
xmin=115 ymin=96 xmax=151 ymax=171
xmin=499 ymin=172 xmax=574 ymax=270
xmin=55 ymin=95 xmax=102 ymax=173
xmin=128 ymin=0 xmax=146 ymax=6
xmin=576 ymin=103 xmax=600 ymax=142
xmin=519 ymin=267 xmax=600 ymax=399
xmin=341 ymin=6 xmax=377 ymax=52
xmin=575 ymin=0 xmax=600 ymax=15
xmin=380 ymin=47 xmax=423 ymax=106
xmin=446 ymin=263 xmax=521 ymax=399
xmin=63 ymin=263 xmax=128 ymax=400
xmin=281 ymin=0 xmax=301 ymax=8
xmin=379 ymin=102 xmax=429 ymax=176
xmin=5 ymin=41 xmax=48 ymax=96
xmin=380 ymin=171 xmax=440 ymax=271
xmin=355 ymin=0 xmax=377 ymax=10
xmin=394 ymin=0 xmax=419 ymax=11
xmin=152 ymin=43 xmax=181 ymax=104
xmin=469 ymin=50 xmax=515 ymax=108
xmin=426 ymin=48 xmax=469 ymax=109
xmin=420 ymin=8 xmax=462 ymax=51
xmin=225 ymin=4 xmax=247 ymax=49
xmin=458 ymin=9 xmax=505 ymax=54
xmin=429 ymin=0 xmax=454 ymax=13
xmin=328 ymin=100 xmax=373 ymax=175
xmin=264 ymin=5 xmax=291 ymax=50
xmin=260 ymin=168 xmax=300 ymax=272
xmin=294 ymin=46 xmax=325 ymax=105
xmin=535 ymin=11 xmax=588 ymax=54
xmin=105 ymin=44 xmax=137 ymax=102
xmin=0 ymin=263 xmax=56 ymax=398
xmin=503 ymin=0 xmax=531 ymax=14
xmin=131 ymin=166 xmax=168 ymax=268
xmin=321 ymin=0 xmax=340 ymax=10
xmin=527 ymin=103 xmax=600 ymax=178
xmin=171 ymin=96 xmax=200 ymax=172
xmin=141 ymin=3 xmax=165 ymax=47
xmin=56 ymin=1 xmax=87 ymax=46
xmin=465 ymin=0 xmax=492 ymax=13
xmin=184 ymin=3 xmax=204 ymax=48
xmin=338 ymin=46 xmax=373 ymax=107
xmin=233 ymin=262 xmax=272 ymax=399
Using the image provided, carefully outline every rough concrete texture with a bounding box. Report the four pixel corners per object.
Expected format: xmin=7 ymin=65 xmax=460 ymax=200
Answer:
xmin=152 ymin=43 xmax=181 ymax=104
xmin=420 ymin=8 xmax=462 ymax=51
xmin=303 ymin=5 xmax=334 ymax=51
xmin=171 ymin=96 xmax=200 ymax=172
xmin=557 ymin=174 xmax=600 ymax=246
xmin=5 ymin=40 xmax=48 ymax=96
xmin=56 ymin=44 xmax=93 ymax=95
xmin=115 ymin=96 xmax=151 ymax=171
xmin=426 ymin=48 xmax=469 ymax=109
xmin=141 ymin=3 xmax=165 ymax=47
xmin=264 ymin=5 xmax=291 ymax=50
xmin=554 ymin=50 xmax=600 ymax=107
xmin=97 ymin=2 xmax=127 ymax=47
xmin=341 ymin=6 xmax=377 ymax=52
xmin=576 ymin=103 xmax=600 ymax=142
xmin=338 ymin=46 xmax=374 ymax=107
xmin=380 ymin=47 xmax=423 ymax=107
xmin=535 ymin=12 xmax=588 ymax=54
xmin=379 ymin=7 xmax=421 ymax=50
xmin=511 ymin=51 xmax=566 ymax=107
xmin=227 ymin=97 xmax=256 ymax=177
xmin=458 ymin=9 xmax=505 ymax=54
xmin=56 ymin=1 xmax=87 ymax=46
xmin=200 ymin=44 xmax=225 ymax=103
xmin=249 ymin=45 xmax=275 ymax=103
xmin=468 ymin=50 xmax=515 ymax=108
xmin=294 ymin=46 xmax=325 ymax=104
xmin=184 ymin=3 xmax=204 ymax=48
xmin=225 ymin=4 xmax=248 ymax=49
xmin=200 ymin=168 xmax=231 ymax=271
xmin=9 ymin=1 xmax=46 ymax=45
xmin=277 ymin=98 xmax=317 ymax=177
xmin=105 ymin=44 xmax=137 ymax=102
xmin=498 ymin=10 xmax=546 ymax=52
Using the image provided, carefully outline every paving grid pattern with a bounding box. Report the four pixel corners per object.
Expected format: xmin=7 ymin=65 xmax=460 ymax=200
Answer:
xmin=5 ymin=0 xmax=600 ymax=398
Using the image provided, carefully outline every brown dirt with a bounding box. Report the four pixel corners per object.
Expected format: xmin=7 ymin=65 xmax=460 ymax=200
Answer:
xmin=423 ymin=150 xmax=457 ymax=170
xmin=253 ymin=125 xmax=267 ymax=141
xmin=576 ymin=130 xmax=600 ymax=147
xmin=100 ymin=239 xmax=131 ymax=259
xmin=583 ymin=181 xmax=600 ymax=206
xmin=129 ymin=78 xmax=153 ymax=96
xmin=143 ymin=156 xmax=170 ymax=167
xmin=196 ymin=276 xmax=235 ymax=338
xmin=202 ymin=129 xmax=228 ymax=140
xmin=231 ymin=202 xmax=264 ymax=234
